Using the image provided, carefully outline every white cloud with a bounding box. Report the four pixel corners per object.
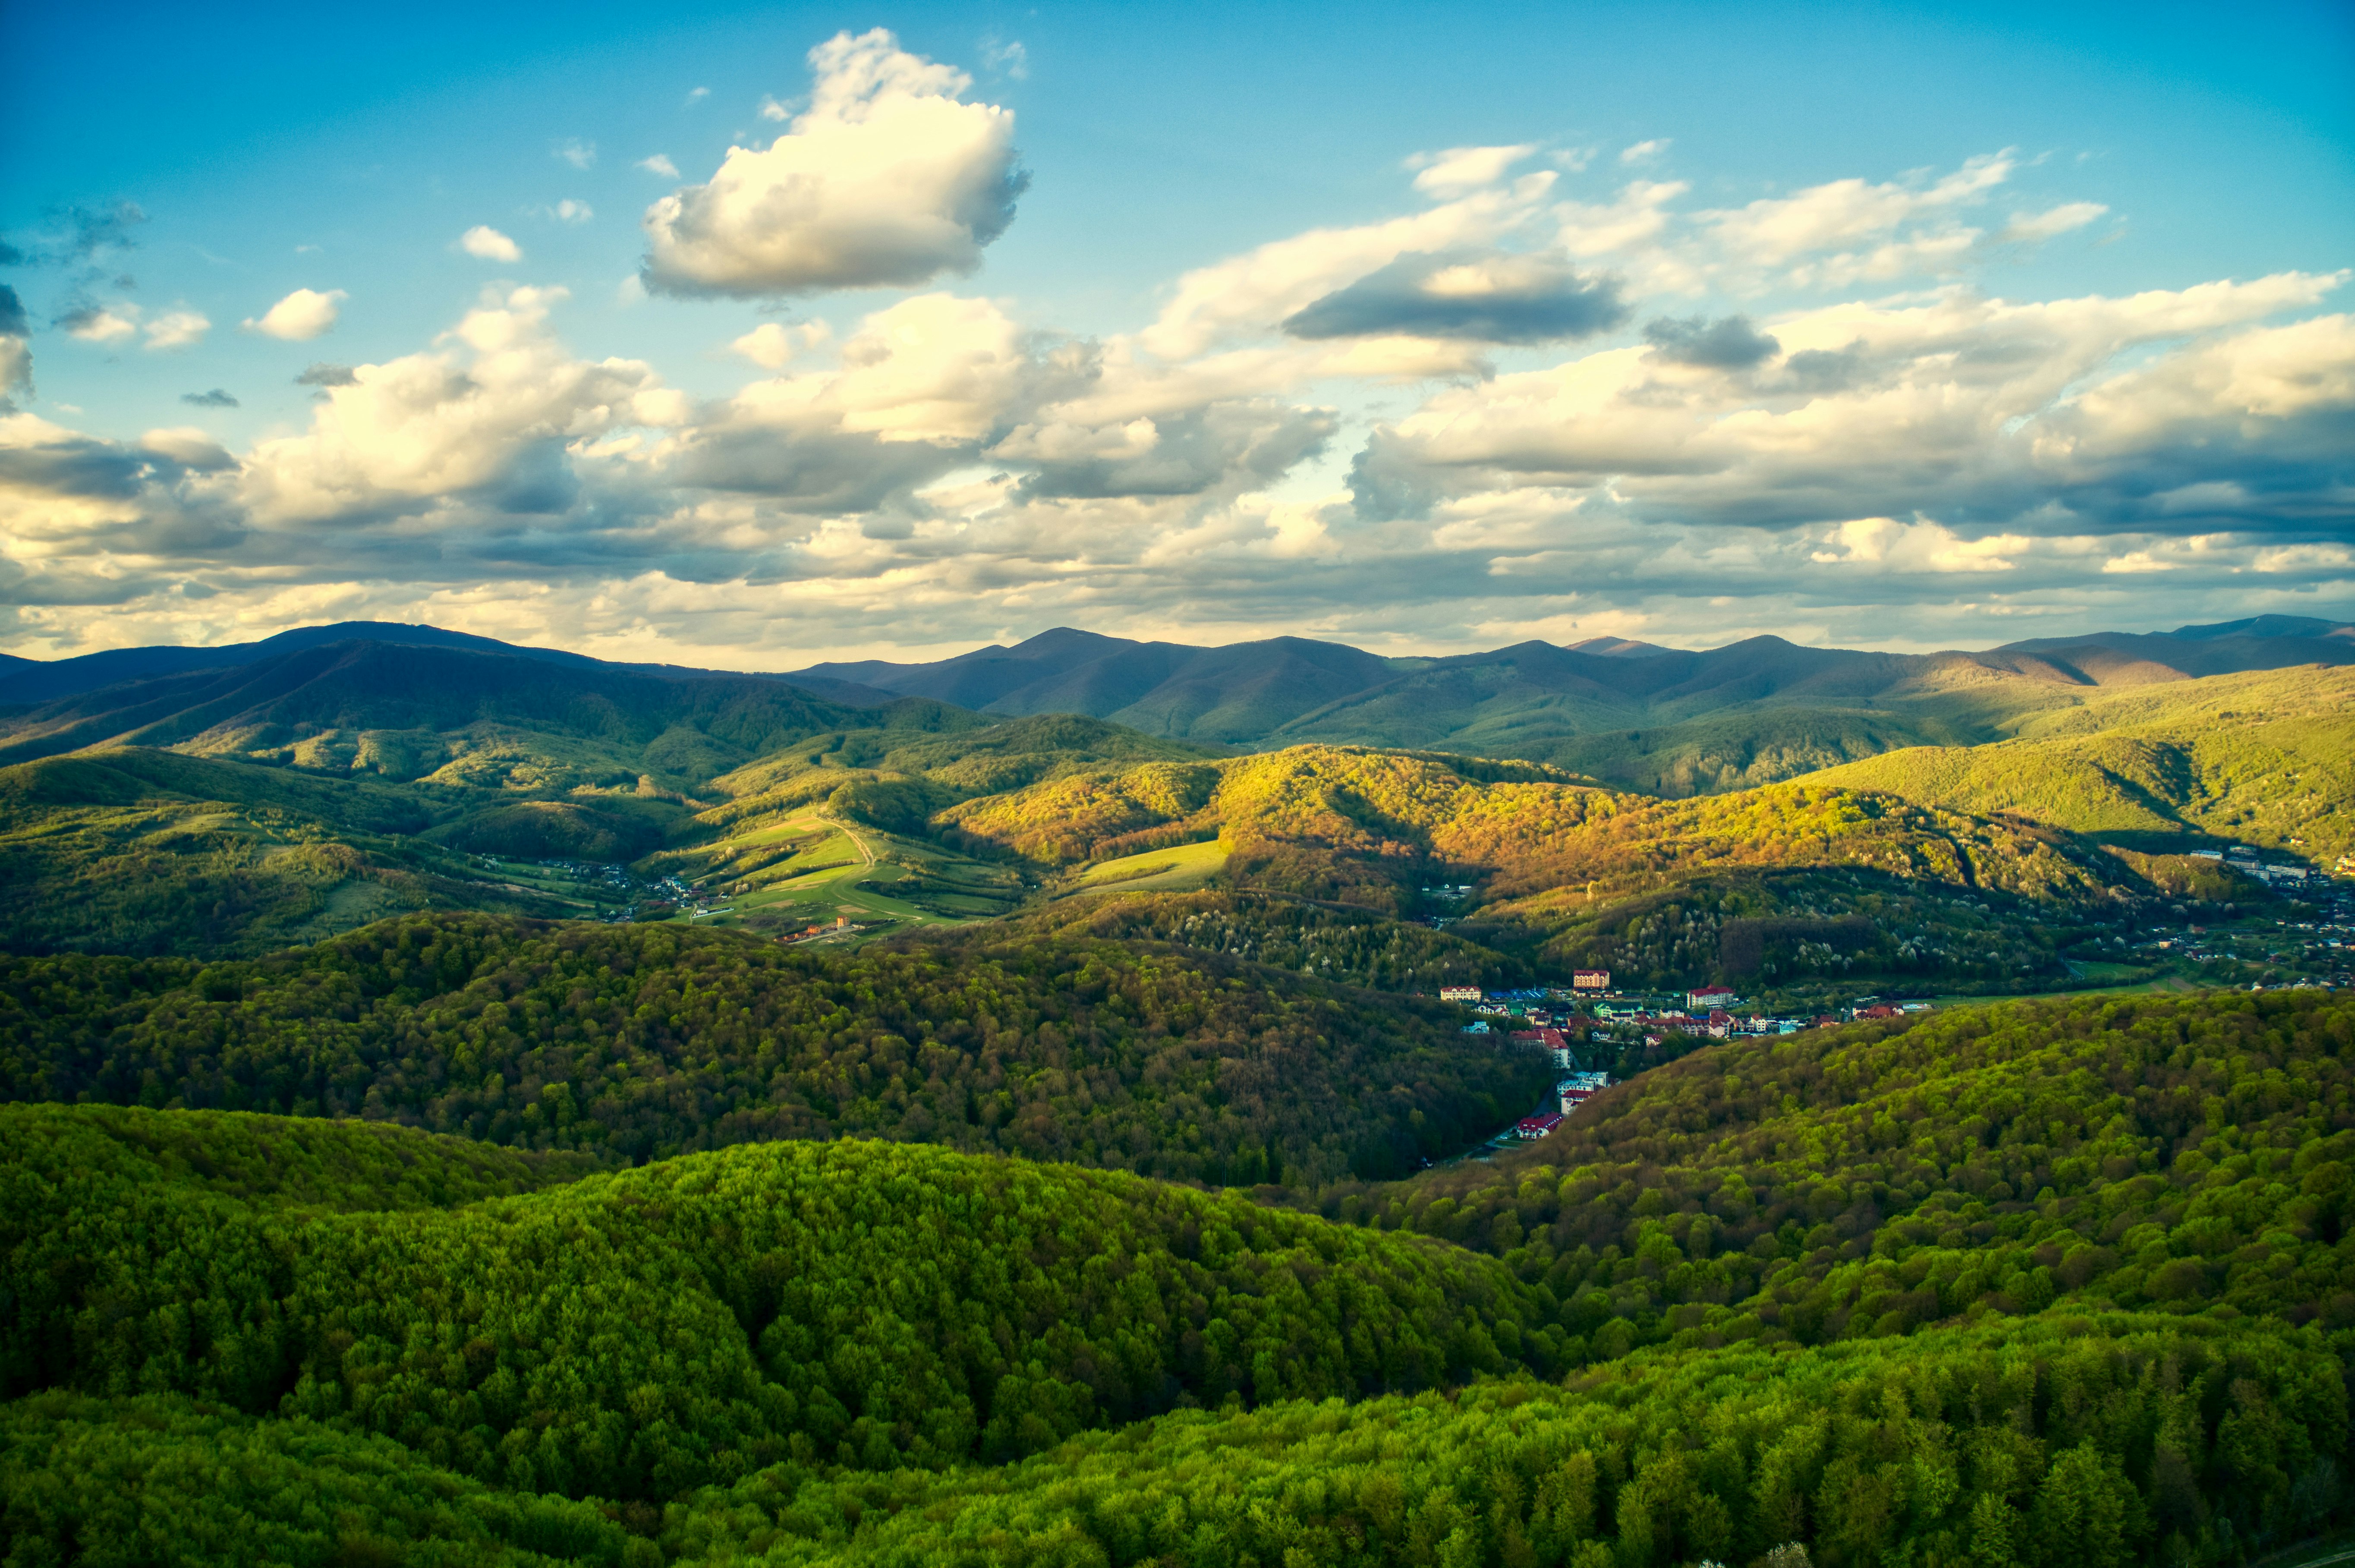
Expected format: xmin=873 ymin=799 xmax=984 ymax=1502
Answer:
xmin=1140 ymin=177 xmax=1557 ymax=360
xmin=1406 ymin=144 xmax=1537 ymax=198
xmin=243 ymin=288 xmax=347 ymax=341
xmin=637 ymin=154 xmax=680 ymax=178
xmin=685 ymin=86 xmax=710 ymax=105
xmin=3 ymin=129 xmax=2346 ymax=668
xmin=239 ymin=286 xmax=685 ymax=525
xmin=65 ymin=306 xmax=139 ymax=344
xmin=730 ymin=319 xmax=833 ymax=369
xmin=543 ymin=200 xmax=595 ymax=224
xmin=553 ymin=138 xmax=596 ymax=170
xmin=460 ymin=226 xmax=524 ymax=262
xmin=639 ymin=29 xmax=1026 ymax=296
xmin=727 ymin=293 xmax=1030 ymax=443
xmin=1619 ymin=139 xmax=1671 ymax=164
xmin=1705 ymin=151 xmax=2013 ymax=270
xmin=139 ymin=427 xmax=236 ymax=468
xmin=2001 ymin=201 xmax=2109 ymax=243
xmin=1352 ymin=270 xmax=2353 ymax=538
xmin=1555 ymin=179 xmax=1688 ymax=259
xmin=142 ymin=309 xmax=210 ymax=351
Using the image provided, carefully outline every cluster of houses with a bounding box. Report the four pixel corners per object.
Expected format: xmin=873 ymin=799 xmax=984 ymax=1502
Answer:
xmin=1447 ymin=980 xmax=1932 ymax=1052
xmin=2191 ymin=845 xmax=2336 ymax=887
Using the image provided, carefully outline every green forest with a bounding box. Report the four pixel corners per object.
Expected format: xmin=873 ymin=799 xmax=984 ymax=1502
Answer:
xmin=4 ymin=983 xmax=2351 ymax=1565
xmin=0 ymin=912 xmax=1550 ymax=1184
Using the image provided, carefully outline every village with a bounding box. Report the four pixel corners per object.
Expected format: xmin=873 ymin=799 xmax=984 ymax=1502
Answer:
xmin=1437 ymin=971 xmax=1934 ymax=1141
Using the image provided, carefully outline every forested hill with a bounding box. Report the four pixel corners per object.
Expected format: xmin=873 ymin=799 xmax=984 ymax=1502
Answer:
xmin=5 ymin=991 xmax=2351 ymax=1564
xmin=1811 ymin=664 xmax=2355 ymax=861
xmin=0 ymin=912 xmax=1551 ymax=1185
xmin=1305 ymin=987 xmax=2355 ymax=1356
xmin=3 ymin=1109 xmax=1565 ymax=1494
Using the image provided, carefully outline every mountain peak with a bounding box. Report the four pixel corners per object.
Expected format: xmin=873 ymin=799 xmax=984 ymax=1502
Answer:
xmin=2172 ymin=614 xmax=2355 ymax=642
xmin=1564 ymin=636 xmax=1677 ymax=658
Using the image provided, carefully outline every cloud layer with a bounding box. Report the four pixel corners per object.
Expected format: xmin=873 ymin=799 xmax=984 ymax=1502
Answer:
xmin=2 ymin=104 xmax=2349 ymax=667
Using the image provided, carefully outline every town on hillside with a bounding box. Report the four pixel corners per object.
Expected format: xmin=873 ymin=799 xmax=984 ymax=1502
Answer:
xmin=1442 ymin=973 xmax=1936 ymax=1143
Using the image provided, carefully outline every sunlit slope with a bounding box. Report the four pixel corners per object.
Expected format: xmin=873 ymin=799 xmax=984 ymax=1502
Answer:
xmin=936 ymin=742 xmax=2269 ymax=988
xmin=0 ymin=749 xmax=608 ymax=956
xmin=1814 ymin=665 xmax=2355 ymax=856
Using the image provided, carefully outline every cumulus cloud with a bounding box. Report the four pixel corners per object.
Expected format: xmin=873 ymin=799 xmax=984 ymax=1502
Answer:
xmin=138 ymin=428 xmax=238 ymax=470
xmin=1283 ymin=250 xmax=1628 ymax=344
xmin=244 ymin=288 xmax=346 ymax=340
xmin=179 ymin=388 xmax=239 ymax=408
xmin=1350 ymin=270 xmax=2353 ymax=536
xmin=3 ymin=132 xmax=2345 ymax=667
xmin=62 ymin=305 xmax=139 ymax=343
xmin=1643 ymin=313 xmax=1781 ymax=369
xmin=142 ymin=309 xmax=210 ymax=350
xmin=640 ymin=29 xmax=1026 ymax=296
xmin=1619 ymin=139 xmax=1670 ymax=164
xmin=239 ymin=286 xmax=686 ymax=525
xmin=730 ymin=319 xmax=832 ymax=369
xmin=1406 ymin=145 xmax=1537 ymax=198
xmin=460 ymin=227 xmax=524 ymax=263
xmin=0 ymin=285 xmax=29 ymax=411
xmin=553 ymin=139 xmax=596 ymax=170
xmin=1142 ymin=176 xmax=1558 ymax=359
xmin=539 ymin=200 xmax=594 ymax=224
xmin=636 ymin=154 xmax=680 ymax=178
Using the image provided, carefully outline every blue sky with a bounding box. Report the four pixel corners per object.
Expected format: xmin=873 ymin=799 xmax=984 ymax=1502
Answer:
xmin=1 ymin=0 xmax=2349 ymax=665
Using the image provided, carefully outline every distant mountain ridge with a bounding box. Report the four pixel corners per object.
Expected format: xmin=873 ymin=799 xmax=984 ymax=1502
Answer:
xmin=794 ymin=616 xmax=2355 ymax=780
xmin=0 ymin=620 xmax=903 ymax=709
xmin=5 ymin=613 xmax=2348 ymax=794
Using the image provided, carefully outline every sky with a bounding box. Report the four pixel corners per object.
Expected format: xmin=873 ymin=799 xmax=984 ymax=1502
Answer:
xmin=2 ymin=0 xmax=2351 ymax=668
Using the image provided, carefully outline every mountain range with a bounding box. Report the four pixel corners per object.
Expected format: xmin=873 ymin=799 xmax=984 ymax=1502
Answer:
xmin=6 ymin=613 xmax=2348 ymax=795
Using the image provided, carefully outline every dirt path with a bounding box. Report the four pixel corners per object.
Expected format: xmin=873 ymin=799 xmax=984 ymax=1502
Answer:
xmin=821 ymin=818 xmax=875 ymax=869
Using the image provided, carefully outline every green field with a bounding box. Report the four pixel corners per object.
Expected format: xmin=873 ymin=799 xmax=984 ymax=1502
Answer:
xmin=1066 ymin=836 xmax=1230 ymax=896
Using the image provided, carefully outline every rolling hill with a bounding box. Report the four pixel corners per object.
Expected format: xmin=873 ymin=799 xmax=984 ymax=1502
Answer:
xmin=0 ymin=911 xmax=1553 ymax=1183
xmin=1814 ymin=665 xmax=2355 ymax=860
xmin=4 ymin=988 xmax=2347 ymax=1566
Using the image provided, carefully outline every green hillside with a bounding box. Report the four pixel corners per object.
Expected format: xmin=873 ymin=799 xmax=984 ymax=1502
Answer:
xmin=0 ymin=912 xmax=1552 ymax=1183
xmin=1817 ymin=666 xmax=2355 ymax=860
xmin=0 ymin=749 xmax=606 ymax=957
xmin=3 ymin=1109 xmax=1563 ymax=1494
xmin=5 ymin=987 xmax=2351 ymax=1565
xmin=1308 ymin=988 xmax=2355 ymax=1354
xmin=933 ymin=743 xmax=2201 ymax=992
